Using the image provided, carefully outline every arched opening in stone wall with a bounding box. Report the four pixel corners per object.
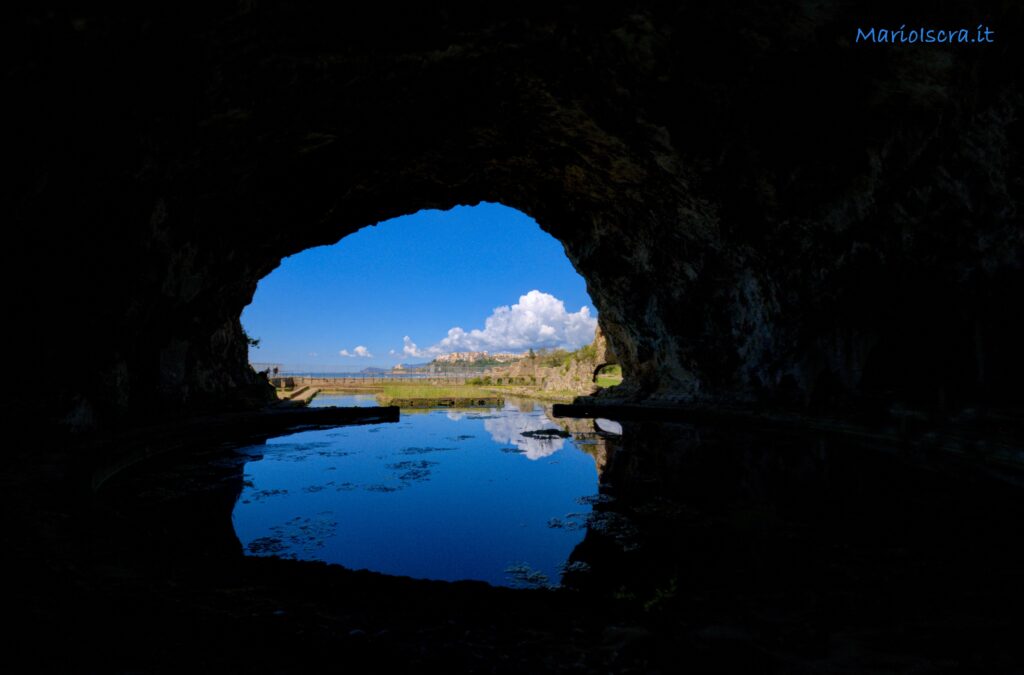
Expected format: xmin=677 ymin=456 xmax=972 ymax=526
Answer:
xmin=27 ymin=1 xmax=1020 ymax=434
xmin=240 ymin=202 xmax=609 ymax=388
xmin=232 ymin=202 xmax=619 ymax=585
xmin=593 ymin=364 xmax=622 ymax=390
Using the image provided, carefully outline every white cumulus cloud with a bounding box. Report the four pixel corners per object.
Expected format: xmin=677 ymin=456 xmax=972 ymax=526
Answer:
xmin=339 ymin=345 xmax=373 ymax=358
xmin=401 ymin=291 xmax=596 ymax=358
xmin=402 ymin=336 xmax=435 ymax=359
xmin=483 ymin=410 xmax=564 ymax=460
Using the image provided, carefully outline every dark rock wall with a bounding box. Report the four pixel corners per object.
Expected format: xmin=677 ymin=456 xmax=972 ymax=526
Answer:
xmin=10 ymin=3 xmax=1022 ymax=430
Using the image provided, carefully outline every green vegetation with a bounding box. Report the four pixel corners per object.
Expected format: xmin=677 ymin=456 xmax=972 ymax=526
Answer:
xmin=528 ymin=343 xmax=598 ymax=369
xmin=573 ymin=341 xmax=598 ymax=363
xmin=533 ymin=348 xmax=570 ymax=367
xmin=379 ymin=383 xmax=496 ymax=399
xmin=377 ymin=381 xmax=504 ymax=408
xmin=243 ymin=329 xmax=261 ymax=348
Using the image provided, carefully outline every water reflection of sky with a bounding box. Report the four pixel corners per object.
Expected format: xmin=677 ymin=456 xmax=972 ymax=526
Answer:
xmin=233 ymin=395 xmax=600 ymax=587
xmin=482 ymin=408 xmax=565 ymax=460
xmin=310 ymin=393 xmax=380 ymax=407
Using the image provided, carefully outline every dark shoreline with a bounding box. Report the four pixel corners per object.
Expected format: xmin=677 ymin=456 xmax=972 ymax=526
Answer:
xmin=7 ymin=405 xmax=1023 ymax=672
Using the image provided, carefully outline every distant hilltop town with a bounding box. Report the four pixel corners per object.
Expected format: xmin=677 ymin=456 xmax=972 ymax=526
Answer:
xmin=392 ymin=350 xmax=527 ymax=372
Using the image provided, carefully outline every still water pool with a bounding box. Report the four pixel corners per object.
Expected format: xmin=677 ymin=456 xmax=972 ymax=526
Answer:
xmin=232 ymin=394 xmax=603 ymax=587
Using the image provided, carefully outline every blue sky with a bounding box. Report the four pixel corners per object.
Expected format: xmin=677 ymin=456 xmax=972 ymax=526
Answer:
xmin=242 ymin=203 xmax=597 ymax=371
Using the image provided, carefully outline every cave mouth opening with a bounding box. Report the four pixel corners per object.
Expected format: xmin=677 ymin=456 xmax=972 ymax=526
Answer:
xmin=232 ymin=202 xmax=619 ymax=587
xmin=241 ymin=202 xmax=605 ymax=384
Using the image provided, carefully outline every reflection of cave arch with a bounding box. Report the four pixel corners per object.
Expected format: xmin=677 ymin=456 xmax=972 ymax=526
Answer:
xmin=594 ymin=418 xmax=622 ymax=436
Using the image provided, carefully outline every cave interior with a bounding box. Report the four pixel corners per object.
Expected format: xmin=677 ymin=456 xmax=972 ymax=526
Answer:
xmin=7 ymin=3 xmax=1024 ymax=672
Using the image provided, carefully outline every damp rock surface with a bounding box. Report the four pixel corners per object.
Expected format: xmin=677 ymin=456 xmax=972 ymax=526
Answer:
xmin=11 ymin=4 xmax=1022 ymax=430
